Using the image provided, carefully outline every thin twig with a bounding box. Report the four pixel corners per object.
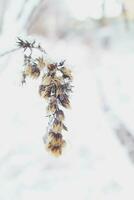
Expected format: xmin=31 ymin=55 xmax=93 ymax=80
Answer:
xmin=0 ymin=47 xmax=20 ymax=58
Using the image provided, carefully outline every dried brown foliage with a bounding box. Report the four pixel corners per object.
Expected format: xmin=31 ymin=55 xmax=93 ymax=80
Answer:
xmin=17 ymin=38 xmax=73 ymax=156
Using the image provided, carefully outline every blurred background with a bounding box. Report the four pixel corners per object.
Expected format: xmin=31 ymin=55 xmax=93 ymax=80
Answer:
xmin=0 ymin=0 xmax=134 ymax=199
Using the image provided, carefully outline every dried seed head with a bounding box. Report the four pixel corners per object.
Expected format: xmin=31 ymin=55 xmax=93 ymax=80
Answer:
xmin=24 ymin=65 xmax=32 ymax=76
xmin=37 ymin=57 xmax=46 ymax=69
xmin=61 ymin=83 xmax=73 ymax=94
xmin=47 ymin=96 xmax=57 ymax=113
xmin=52 ymin=118 xmax=63 ymax=133
xmin=46 ymin=133 xmax=66 ymax=157
xmin=50 ymin=146 xmax=62 ymax=157
xmin=17 ymin=38 xmax=32 ymax=49
xmin=25 ymin=64 xmax=40 ymax=78
xmin=60 ymin=67 xmax=73 ymax=80
xmin=53 ymin=76 xmax=63 ymax=87
xmin=56 ymin=110 xmax=65 ymax=121
xmin=47 ymin=63 xmax=57 ymax=71
xmin=50 ymin=136 xmax=63 ymax=146
xmin=55 ymin=86 xmax=62 ymax=97
xmin=58 ymin=93 xmax=70 ymax=108
xmin=48 ymin=132 xmax=62 ymax=141
xmin=16 ymin=38 xmax=73 ymax=157
xmin=39 ymin=85 xmax=51 ymax=99
xmin=42 ymin=75 xmax=52 ymax=86
xmin=56 ymin=83 xmax=72 ymax=97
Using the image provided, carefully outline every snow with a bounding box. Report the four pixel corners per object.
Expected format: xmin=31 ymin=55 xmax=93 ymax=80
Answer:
xmin=0 ymin=33 xmax=134 ymax=200
xmin=0 ymin=1 xmax=134 ymax=198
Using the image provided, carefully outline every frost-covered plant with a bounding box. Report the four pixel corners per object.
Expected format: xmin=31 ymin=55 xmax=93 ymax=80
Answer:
xmin=17 ymin=38 xmax=73 ymax=156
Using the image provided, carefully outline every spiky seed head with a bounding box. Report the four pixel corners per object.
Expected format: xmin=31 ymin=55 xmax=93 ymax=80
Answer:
xmin=39 ymin=85 xmax=51 ymax=99
xmin=60 ymin=67 xmax=73 ymax=80
xmin=47 ymin=96 xmax=57 ymax=113
xmin=37 ymin=57 xmax=47 ymax=69
xmin=58 ymin=94 xmax=70 ymax=108
xmin=52 ymin=119 xmax=63 ymax=133
xmin=47 ymin=63 xmax=57 ymax=71
xmin=42 ymin=75 xmax=52 ymax=86
xmin=25 ymin=64 xmax=40 ymax=78
xmin=56 ymin=110 xmax=65 ymax=121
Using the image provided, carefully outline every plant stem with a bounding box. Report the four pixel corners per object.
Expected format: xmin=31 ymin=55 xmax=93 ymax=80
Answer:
xmin=0 ymin=47 xmax=20 ymax=58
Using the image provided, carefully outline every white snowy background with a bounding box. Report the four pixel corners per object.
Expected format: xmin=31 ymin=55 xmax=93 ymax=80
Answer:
xmin=0 ymin=0 xmax=134 ymax=200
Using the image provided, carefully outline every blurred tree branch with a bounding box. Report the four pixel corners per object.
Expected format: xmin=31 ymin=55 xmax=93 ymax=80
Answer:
xmin=0 ymin=48 xmax=20 ymax=58
xmin=17 ymin=0 xmax=29 ymax=19
xmin=0 ymin=0 xmax=8 ymax=34
xmin=25 ymin=0 xmax=46 ymax=32
xmin=96 ymin=73 xmax=134 ymax=163
xmin=121 ymin=1 xmax=129 ymax=30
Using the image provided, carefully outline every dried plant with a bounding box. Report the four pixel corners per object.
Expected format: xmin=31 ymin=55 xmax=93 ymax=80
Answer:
xmin=17 ymin=38 xmax=73 ymax=156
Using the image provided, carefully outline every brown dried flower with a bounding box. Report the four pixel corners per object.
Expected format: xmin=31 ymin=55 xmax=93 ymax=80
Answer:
xmin=52 ymin=118 xmax=63 ymax=133
xmin=36 ymin=57 xmax=46 ymax=69
xmin=58 ymin=93 xmax=70 ymax=108
xmin=39 ymin=85 xmax=51 ymax=99
xmin=47 ymin=63 xmax=57 ymax=71
xmin=42 ymin=75 xmax=52 ymax=86
xmin=46 ymin=132 xmax=66 ymax=156
xmin=25 ymin=64 xmax=40 ymax=78
xmin=47 ymin=96 xmax=57 ymax=113
xmin=17 ymin=37 xmax=73 ymax=157
xmin=56 ymin=109 xmax=65 ymax=121
xmin=60 ymin=67 xmax=73 ymax=80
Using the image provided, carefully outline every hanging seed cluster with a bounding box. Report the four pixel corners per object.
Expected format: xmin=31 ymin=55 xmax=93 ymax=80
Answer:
xmin=17 ymin=38 xmax=73 ymax=156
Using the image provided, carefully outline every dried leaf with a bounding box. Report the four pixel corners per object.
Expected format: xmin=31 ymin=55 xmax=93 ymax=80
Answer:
xmin=60 ymin=67 xmax=73 ymax=80
xmin=58 ymin=93 xmax=70 ymax=108
xmin=56 ymin=110 xmax=65 ymax=121
xmin=63 ymin=124 xmax=68 ymax=131
xmin=37 ymin=57 xmax=46 ymax=69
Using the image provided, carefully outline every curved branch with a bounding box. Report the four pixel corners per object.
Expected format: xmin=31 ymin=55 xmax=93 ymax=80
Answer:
xmin=0 ymin=47 xmax=20 ymax=58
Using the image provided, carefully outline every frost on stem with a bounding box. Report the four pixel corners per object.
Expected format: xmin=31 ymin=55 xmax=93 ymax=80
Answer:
xmin=17 ymin=37 xmax=73 ymax=157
